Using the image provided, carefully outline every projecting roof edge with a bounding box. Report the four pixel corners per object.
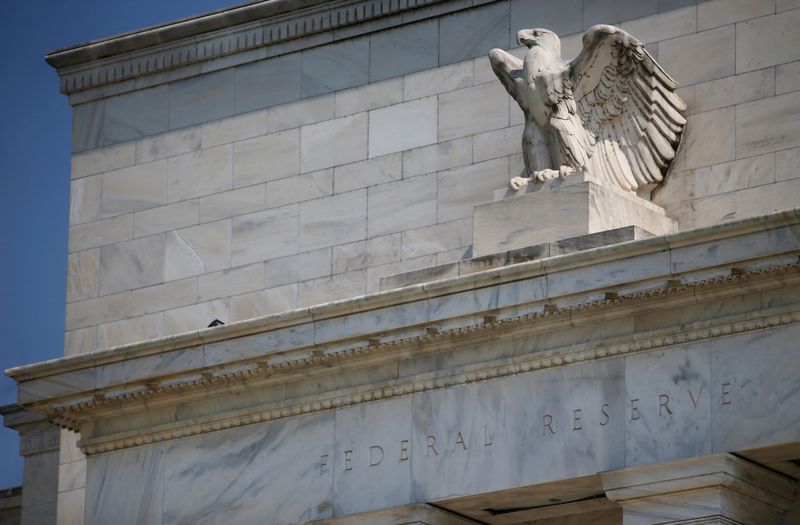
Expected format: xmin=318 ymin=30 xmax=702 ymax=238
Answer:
xmin=45 ymin=0 xmax=325 ymax=67
xmin=6 ymin=208 xmax=800 ymax=384
xmin=44 ymin=0 xmax=450 ymax=95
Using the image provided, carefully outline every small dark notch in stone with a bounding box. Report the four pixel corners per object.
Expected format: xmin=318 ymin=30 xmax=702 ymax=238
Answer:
xmin=730 ymin=267 xmax=747 ymax=276
xmin=208 ymin=319 xmax=225 ymax=327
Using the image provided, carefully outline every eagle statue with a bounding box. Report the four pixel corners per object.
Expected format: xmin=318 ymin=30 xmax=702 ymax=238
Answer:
xmin=489 ymin=25 xmax=686 ymax=194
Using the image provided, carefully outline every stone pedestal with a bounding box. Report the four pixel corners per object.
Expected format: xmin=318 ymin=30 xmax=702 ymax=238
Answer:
xmin=601 ymin=454 xmax=798 ymax=524
xmin=472 ymin=173 xmax=676 ymax=257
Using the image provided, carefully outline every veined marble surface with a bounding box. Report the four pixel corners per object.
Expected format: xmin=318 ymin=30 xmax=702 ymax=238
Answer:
xmin=87 ymin=412 xmax=334 ymax=525
xmin=85 ymin=444 xmax=164 ymax=525
xmin=163 ymin=411 xmax=333 ymax=525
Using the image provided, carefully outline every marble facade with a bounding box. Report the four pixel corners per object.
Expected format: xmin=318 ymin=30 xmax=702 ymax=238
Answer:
xmin=4 ymin=0 xmax=800 ymax=524
xmin=9 ymin=210 xmax=800 ymax=524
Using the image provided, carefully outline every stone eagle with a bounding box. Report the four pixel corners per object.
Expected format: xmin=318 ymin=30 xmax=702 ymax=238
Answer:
xmin=489 ymin=25 xmax=686 ymax=194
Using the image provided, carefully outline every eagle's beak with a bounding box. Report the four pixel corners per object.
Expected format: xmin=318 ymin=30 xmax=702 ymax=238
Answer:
xmin=517 ymin=30 xmax=536 ymax=47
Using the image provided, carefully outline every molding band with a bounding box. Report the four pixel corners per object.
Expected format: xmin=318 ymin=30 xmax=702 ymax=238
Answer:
xmin=76 ymin=306 xmax=800 ymax=455
xmin=47 ymin=263 xmax=800 ymax=455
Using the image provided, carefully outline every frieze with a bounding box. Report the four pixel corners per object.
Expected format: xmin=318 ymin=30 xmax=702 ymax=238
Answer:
xmin=321 ymin=382 xmax=736 ymax=474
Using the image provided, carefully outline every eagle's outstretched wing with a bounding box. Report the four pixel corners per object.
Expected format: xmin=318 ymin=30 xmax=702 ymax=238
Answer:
xmin=570 ymin=25 xmax=686 ymax=192
xmin=488 ymin=48 xmax=525 ymax=109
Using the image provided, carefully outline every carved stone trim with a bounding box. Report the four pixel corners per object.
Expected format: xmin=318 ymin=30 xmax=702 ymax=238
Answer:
xmin=75 ymin=308 xmax=800 ymax=454
xmin=56 ymin=261 xmax=800 ymax=414
xmin=48 ymin=0 xmax=450 ymax=95
xmin=54 ymin=263 xmax=800 ymax=455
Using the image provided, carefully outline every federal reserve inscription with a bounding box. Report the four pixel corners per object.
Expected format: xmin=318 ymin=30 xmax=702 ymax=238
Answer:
xmin=321 ymin=381 xmax=733 ymax=473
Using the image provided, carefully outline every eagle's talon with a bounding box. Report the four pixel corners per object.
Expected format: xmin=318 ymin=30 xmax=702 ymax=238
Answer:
xmin=558 ymin=166 xmax=577 ymax=179
xmin=510 ymin=176 xmax=530 ymax=190
xmin=533 ymin=169 xmax=559 ymax=182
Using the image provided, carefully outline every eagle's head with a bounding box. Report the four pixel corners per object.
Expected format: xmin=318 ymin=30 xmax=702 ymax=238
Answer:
xmin=517 ymin=28 xmax=560 ymax=56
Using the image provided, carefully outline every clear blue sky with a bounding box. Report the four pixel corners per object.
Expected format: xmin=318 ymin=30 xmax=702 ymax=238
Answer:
xmin=0 ymin=0 xmax=237 ymax=490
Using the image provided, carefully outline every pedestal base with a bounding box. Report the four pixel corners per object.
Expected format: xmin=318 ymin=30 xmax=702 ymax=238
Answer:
xmin=379 ymin=225 xmax=653 ymax=291
xmin=473 ymin=174 xmax=676 ymax=257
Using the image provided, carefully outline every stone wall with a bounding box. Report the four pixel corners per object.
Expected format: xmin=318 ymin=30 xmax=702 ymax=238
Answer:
xmin=65 ymin=0 xmax=800 ymax=355
xmin=42 ymin=3 xmax=800 ymax=524
xmin=647 ymin=0 xmax=800 ymax=228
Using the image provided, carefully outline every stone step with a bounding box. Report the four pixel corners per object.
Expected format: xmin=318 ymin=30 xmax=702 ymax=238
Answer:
xmin=379 ymin=225 xmax=654 ymax=291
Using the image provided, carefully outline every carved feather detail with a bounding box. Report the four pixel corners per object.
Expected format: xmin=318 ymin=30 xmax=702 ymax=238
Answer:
xmin=571 ymin=24 xmax=687 ymax=191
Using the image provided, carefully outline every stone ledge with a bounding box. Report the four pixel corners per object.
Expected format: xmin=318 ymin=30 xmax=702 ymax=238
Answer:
xmin=380 ymin=226 xmax=654 ymax=291
xmin=310 ymin=503 xmax=478 ymax=525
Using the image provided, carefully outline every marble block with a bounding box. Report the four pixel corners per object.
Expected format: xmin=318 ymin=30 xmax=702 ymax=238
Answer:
xmin=473 ymin=174 xmax=676 ymax=257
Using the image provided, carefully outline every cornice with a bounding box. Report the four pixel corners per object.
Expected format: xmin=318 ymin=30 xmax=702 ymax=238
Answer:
xmin=46 ymin=0 xmax=451 ymax=95
xmin=7 ymin=208 xmax=800 ymax=384
xmin=80 ymin=298 xmax=800 ymax=455
xmin=46 ymin=0 xmax=331 ymax=67
xmin=43 ymin=262 xmax=800 ymax=454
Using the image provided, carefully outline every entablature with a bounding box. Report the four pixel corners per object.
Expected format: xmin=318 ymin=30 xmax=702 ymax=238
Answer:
xmin=6 ymin=209 xmax=800 ymax=455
